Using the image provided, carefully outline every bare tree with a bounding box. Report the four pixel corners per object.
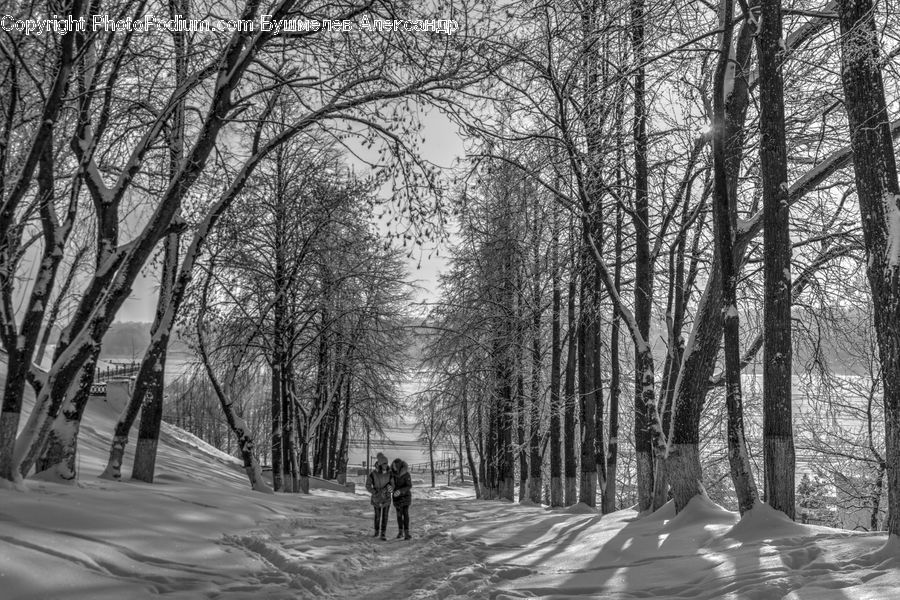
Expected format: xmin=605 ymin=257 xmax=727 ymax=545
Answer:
xmin=755 ymin=0 xmax=795 ymax=519
xmin=836 ymin=0 xmax=900 ymax=538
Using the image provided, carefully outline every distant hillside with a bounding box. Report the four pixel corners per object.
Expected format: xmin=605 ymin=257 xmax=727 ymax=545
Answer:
xmin=100 ymin=321 xmax=190 ymax=358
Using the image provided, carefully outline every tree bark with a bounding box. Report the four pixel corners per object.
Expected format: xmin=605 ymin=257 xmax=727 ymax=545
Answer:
xmin=270 ymin=273 xmax=285 ymax=491
xmin=603 ymin=95 xmax=627 ymax=515
xmin=530 ymin=280 xmax=543 ymax=503
xmin=517 ymin=319 xmax=527 ymax=502
xmin=34 ymin=355 xmax=97 ymax=480
xmin=0 ymin=134 xmax=76 ymax=481
xmin=630 ymin=0 xmax=655 ymax=514
xmin=592 ymin=263 xmax=606 ymax=507
xmin=337 ymin=375 xmax=351 ymax=480
xmin=484 ymin=360 xmax=499 ymax=500
xmin=462 ymin=385 xmax=481 ymax=498
xmin=428 ymin=432 xmax=436 ymax=488
xmin=667 ymin=6 xmax=757 ymax=514
xmin=500 ymin=354 xmax=516 ymax=501
xmin=756 ymin=0 xmax=795 ymax=519
xmin=196 ymin=267 xmax=271 ymax=493
xmin=711 ymin=0 xmax=758 ymax=515
xmin=837 ymin=0 xmax=900 ymax=538
xmin=0 ymin=0 xmax=82 ymax=482
xmin=130 ymin=0 xmax=190 ymax=484
xmin=564 ymin=257 xmax=578 ymax=506
xmin=578 ymin=256 xmax=597 ymax=507
xmin=131 ymin=233 xmax=179 ymax=483
xmin=550 ymin=216 xmax=563 ymax=507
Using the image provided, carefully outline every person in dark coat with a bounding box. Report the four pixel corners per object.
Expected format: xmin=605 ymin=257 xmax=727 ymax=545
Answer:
xmin=365 ymin=452 xmax=393 ymax=540
xmin=391 ymin=458 xmax=412 ymax=540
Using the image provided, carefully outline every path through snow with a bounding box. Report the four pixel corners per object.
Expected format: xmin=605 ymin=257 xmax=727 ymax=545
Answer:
xmin=220 ymin=484 xmax=539 ymax=599
xmin=3 ymin=357 xmax=898 ymax=599
xmin=201 ymin=485 xmax=900 ymax=600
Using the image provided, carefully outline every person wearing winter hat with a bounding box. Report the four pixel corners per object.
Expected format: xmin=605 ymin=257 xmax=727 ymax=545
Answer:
xmin=365 ymin=452 xmax=393 ymax=540
xmin=390 ymin=458 xmax=412 ymax=540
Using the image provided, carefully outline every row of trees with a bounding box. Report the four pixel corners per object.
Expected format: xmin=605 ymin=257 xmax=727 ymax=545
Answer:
xmin=2 ymin=0 xmax=899 ymax=543
xmin=0 ymin=0 xmax=490 ymax=490
xmin=174 ymin=138 xmax=414 ymax=492
xmin=422 ymin=0 xmax=900 ymax=538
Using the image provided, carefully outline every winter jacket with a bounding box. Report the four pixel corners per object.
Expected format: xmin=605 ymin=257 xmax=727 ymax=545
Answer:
xmin=391 ymin=461 xmax=412 ymax=508
xmin=366 ymin=464 xmax=393 ymax=508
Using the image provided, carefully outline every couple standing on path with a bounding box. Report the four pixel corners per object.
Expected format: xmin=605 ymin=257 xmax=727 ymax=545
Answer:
xmin=365 ymin=452 xmax=412 ymax=541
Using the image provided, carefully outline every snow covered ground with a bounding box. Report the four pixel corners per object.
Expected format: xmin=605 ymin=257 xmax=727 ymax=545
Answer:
xmin=2 ymin=374 xmax=899 ymax=598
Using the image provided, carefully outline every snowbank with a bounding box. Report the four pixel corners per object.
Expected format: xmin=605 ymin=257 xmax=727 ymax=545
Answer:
xmin=724 ymin=500 xmax=819 ymax=542
xmin=2 ymin=356 xmax=898 ymax=599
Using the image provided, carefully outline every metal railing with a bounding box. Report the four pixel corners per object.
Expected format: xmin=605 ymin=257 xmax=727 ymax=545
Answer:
xmin=89 ymin=361 xmax=141 ymax=397
xmin=406 ymin=458 xmax=460 ymax=474
xmin=95 ymin=362 xmax=141 ymax=382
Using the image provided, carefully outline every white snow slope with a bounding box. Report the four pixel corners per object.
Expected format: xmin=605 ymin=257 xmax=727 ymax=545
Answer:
xmin=2 ymin=365 xmax=899 ymax=599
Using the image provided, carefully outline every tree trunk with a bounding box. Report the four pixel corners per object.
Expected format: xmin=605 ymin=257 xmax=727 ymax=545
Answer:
xmin=282 ymin=363 xmax=296 ymax=492
xmin=462 ymin=386 xmax=481 ymax=498
xmin=312 ymin=317 xmax=330 ymax=477
xmin=872 ymin=461 xmax=886 ymax=531
xmin=196 ymin=271 xmax=271 ymax=493
xmin=131 ymin=233 xmax=179 ymax=483
xmin=564 ymin=262 xmax=578 ymax=506
xmin=580 ymin=0 xmax=604 ymax=511
xmin=667 ymin=6 xmax=757 ymax=514
xmin=1 ymin=145 xmax=75 ymax=481
xmin=484 ymin=380 xmax=498 ymax=500
xmin=500 ymin=360 xmax=516 ymax=500
xmin=36 ymin=246 xmax=89 ymax=366
xmin=0 ymin=8 xmax=80 ymax=483
xmin=479 ymin=398 xmax=492 ymax=499
xmin=592 ymin=264 xmax=606 ymax=507
xmin=658 ymin=153 xmax=705 ymax=512
xmin=530 ymin=290 xmax=543 ymax=503
xmin=550 ymin=219 xmax=563 ymax=507
xmin=429 ymin=433 xmax=436 ymax=488
xmin=271 ymin=352 xmax=284 ymax=489
xmin=286 ymin=367 xmax=300 ymax=491
xmin=499 ymin=216 xmax=517 ymax=503
xmin=630 ymin=0 xmax=655 ymax=515
xmin=756 ymin=0 xmax=795 ymax=519
xmin=837 ymin=0 xmax=900 ymax=538
xmin=326 ymin=396 xmax=340 ymax=480
xmin=337 ymin=375 xmax=351 ymax=480
xmin=130 ymin=0 xmax=189 ymax=483
xmin=297 ymin=407 xmax=310 ymax=494
xmin=712 ymin=0 xmax=758 ymax=515
xmin=34 ymin=355 xmax=98 ymax=480
xmin=604 ymin=109 xmax=626 ymax=515
xmin=578 ymin=259 xmax=597 ymax=507
xmin=517 ymin=333 xmax=527 ymax=502
xmin=456 ymin=423 xmax=465 ymax=484
xmin=528 ymin=204 xmax=544 ymax=504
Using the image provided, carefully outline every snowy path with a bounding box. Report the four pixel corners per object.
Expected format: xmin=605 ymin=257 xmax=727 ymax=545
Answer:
xmin=210 ymin=485 xmax=900 ymax=600
xmin=5 ymin=474 xmax=900 ymax=599
xmin=3 ymin=366 xmax=898 ymax=600
xmin=220 ymin=485 xmax=538 ymax=599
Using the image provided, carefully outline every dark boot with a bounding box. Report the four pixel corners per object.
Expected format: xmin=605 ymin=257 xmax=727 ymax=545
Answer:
xmin=396 ymin=531 xmax=404 ymax=539
xmin=372 ymin=531 xmax=379 ymax=537
xmin=404 ymin=530 xmax=411 ymax=540
xmin=379 ymin=533 xmax=387 ymax=541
